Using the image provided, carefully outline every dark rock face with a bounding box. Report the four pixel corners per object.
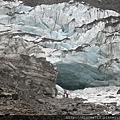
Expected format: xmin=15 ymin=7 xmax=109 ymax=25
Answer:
xmin=22 ymin=0 xmax=70 ymax=6
xmin=0 ymin=53 xmax=58 ymax=114
xmin=0 ymin=25 xmax=57 ymax=99
xmin=117 ymin=89 xmax=120 ymax=94
xmin=76 ymin=0 xmax=120 ymax=13
xmin=56 ymin=62 xmax=116 ymax=90
xmin=0 ymin=54 xmax=57 ymax=98
xmin=17 ymin=0 xmax=120 ymax=13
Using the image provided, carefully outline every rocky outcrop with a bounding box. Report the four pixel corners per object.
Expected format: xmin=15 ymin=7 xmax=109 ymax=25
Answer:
xmin=0 ymin=53 xmax=57 ymax=98
xmin=16 ymin=0 xmax=120 ymax=14
xmin=0 ymin=87 xmax=38 ymax=114
xmin=117 ymin=89 xmax=120 ymax=94
xmin=22 ymin=0 xmax=70 ymax=6
xmin=0 ymin=53 xmax=58 ymax=114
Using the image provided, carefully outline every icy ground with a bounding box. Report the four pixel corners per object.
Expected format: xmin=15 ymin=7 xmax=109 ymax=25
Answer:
xmin=56 ymin=85 xmax=120 ymax=107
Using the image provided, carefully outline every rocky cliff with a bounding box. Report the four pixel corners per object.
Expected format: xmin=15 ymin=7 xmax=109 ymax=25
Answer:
xmin=0 ymin=53 xmax=58 ymax=114
xmin=19 ymin=0 xmax=120 ymax=13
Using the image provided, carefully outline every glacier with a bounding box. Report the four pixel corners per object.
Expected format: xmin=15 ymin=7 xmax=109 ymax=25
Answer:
xmin=0 ymin=0 xmax=120 ymax=90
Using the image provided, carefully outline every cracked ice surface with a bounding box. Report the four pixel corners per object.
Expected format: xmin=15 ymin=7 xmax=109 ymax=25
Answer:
xmin=0 ymin=0 xmax=120 ymax=89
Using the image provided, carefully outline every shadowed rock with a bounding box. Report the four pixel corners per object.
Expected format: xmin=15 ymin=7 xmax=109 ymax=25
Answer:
xmin=117 ymin=89 xmax=120 ymax=94
xmin=0 ymin=54 xmax=57 ymax=98
xmin=12 ymin=0 xmax=120 ymax=13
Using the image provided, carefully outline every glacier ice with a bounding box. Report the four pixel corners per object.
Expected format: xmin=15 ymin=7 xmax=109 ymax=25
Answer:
xmin=0 ymin=0 xmax=120 ymax=89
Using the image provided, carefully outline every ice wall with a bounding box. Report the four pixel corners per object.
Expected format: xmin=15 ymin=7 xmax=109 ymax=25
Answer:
xmin=0 ymin=0 xmax=120 ymax=89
